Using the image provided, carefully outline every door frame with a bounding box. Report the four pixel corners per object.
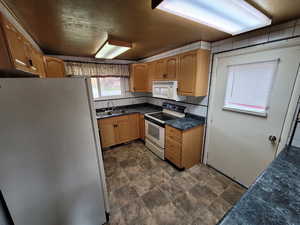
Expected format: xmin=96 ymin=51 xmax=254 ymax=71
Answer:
xmin=204 ymin=37 xmax=300 ymax=164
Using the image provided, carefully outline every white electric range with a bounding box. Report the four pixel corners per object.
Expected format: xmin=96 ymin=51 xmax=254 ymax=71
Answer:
xmin=144 ymin=102 xmax=186 ymax=160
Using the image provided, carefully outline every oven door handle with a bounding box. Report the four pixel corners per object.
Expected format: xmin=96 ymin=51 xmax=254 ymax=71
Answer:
xmin=144 ymin=116 xmax=165 ymax=127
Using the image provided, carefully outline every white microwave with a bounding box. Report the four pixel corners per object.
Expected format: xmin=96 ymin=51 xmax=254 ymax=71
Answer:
xmin=152 ymin=81 xmax=181 ymax=101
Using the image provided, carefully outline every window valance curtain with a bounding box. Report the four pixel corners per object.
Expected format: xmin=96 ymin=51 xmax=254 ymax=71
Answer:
xmin=65 ymin=62 xmax=130 ymax=77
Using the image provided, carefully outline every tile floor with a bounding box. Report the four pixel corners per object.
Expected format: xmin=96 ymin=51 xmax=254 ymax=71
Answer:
xmin=103 ymin=141 xmax=246 ymax=225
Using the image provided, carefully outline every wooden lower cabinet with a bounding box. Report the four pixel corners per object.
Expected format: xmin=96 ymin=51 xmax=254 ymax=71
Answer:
xmin=140 ymin=115 xmax=145 ymax=141
xmin=165 ymin=125 xmax=204 ymax=169
xmin=98 ymin=117 xmax=116 ymax=148
xmin=98 ymin=113 xmax=140 ymax=148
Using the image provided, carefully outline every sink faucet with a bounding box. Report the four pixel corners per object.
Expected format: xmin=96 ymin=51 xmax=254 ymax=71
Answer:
xmin=106 ymin=101 xmax=115 ymax=111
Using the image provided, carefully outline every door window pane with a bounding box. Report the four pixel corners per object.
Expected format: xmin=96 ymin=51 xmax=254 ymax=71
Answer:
xmin=224 ymin=60 xmax=278 ymax=116
xmin=99 ymin=77 xmax=122 ymax=96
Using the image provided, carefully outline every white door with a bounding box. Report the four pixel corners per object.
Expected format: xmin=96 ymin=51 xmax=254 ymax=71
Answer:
xmin=206 ymin=44 xmax=300 ymax=187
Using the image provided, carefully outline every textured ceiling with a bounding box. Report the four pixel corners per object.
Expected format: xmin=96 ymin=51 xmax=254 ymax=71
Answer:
xmin=2 ymin=0 xmax=300 ymax=60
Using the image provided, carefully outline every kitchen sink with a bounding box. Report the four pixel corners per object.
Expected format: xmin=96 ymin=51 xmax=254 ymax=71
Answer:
xmin=96 ymin=109 xmax=127 ymax=117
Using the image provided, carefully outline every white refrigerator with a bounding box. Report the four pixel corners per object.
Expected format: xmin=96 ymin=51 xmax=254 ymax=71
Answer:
xmin=0 ymin=78 xmax=109 ymax=225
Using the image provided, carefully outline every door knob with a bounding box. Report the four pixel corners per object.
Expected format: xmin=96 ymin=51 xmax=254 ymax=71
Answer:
xmin=268 ymin=135 xmax=277 ymax=143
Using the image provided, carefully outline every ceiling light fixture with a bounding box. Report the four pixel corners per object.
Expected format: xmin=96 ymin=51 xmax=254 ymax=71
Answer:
xmin=95 ymin=40 xmax=132 ymax=59
xmin=152 ymin=0 xmax=271 ymax=35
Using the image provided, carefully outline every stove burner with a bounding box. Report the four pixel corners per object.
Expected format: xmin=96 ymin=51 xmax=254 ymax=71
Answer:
xmin=147 ymin=112 xmax=177 ymax=122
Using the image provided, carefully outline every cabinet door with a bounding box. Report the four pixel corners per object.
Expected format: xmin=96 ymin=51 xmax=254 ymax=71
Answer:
xmin=129 ymin=114 xmax=140 ymax=140
xmin=130 ymin=64 xmax=148 ymax=92
xmin=165 ymin=56 xmax=178 ymax=80
xmin=98 ymin=119 xmax=117 ymax=148
xmin=154 ymin=59 xmax=166 ymax=80
xmin=44 ymin=56 xmax=65 ymax=77
xmin=0 ymin=23 xmax=12 ymax=69
xmin=139 ymin=115 xmax=145 ymax=141
xmin=34 ymin=51 xmax=46 ymax=78
xmin=3 ymin=20 xmax=28 ymax=72
xmin=147 ymin=62 xmax=155 ymax=92
xmin=116 ymin=116 xmax=132 ymax=144
xmin=178 ymin=51 xmax=197 ymax=95
xmin=24 ymin=41 xmax=39 ymax=74
xmin=165 ymin=137 xmax=182 ymax=168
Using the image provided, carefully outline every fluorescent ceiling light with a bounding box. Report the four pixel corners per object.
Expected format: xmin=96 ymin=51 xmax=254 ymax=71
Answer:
xmin=155 ymin=0 xmax=271 ymax=35
xmin=95 ymin=40 xmax=132 ymax=59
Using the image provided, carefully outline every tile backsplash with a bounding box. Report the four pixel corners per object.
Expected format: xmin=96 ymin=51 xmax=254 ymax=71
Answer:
xmin=147 ymin=97 xmax=208 ymax=117
xmin=94 ymin=95 xmax=208 ymax=117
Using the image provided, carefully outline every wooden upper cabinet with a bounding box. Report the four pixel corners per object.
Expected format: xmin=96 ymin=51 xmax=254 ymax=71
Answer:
xmin=0 ymin=21 xmax=12 ymax=70
xmin=32 ymin=51 xmax=46 ymax=77
xmin=2 ymin=19 xmax=29 ymax=72
xmin=130 ymin=63 xmax=148 ymax=92
xmin=154 ymin=59 xmax=166 ymax=80
xmin=130 ymin=49 xmax=210 ymax=96
xmin=147 ymin=62 xmax=155 ymax=92
xmin=43 ymin=56 xmax=65 ymax=77
xmin=0 ymin=14 xmax=46 ymax=77
xmin=178 ymin=49 xmax=210 ymax=96
xmin=165 ymin=56 xmax=178 ymax=80
xmin=178 ymin=51 xmax=197 ymax=95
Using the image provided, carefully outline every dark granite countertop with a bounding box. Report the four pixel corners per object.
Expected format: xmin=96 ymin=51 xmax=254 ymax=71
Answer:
xmin=165 ymin=114 xmax=206 ymax=131
xmin=217 ymin=145 xmax=300 ymax=225
xmin=96 ymin=103 xmax=206 ymax=130
xmin=96 ymin=103 xmax=161 ymax=119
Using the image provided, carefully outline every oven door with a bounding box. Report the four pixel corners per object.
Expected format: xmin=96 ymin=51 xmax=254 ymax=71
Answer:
xmin=145 ymin=120 xmax=165 ymax=148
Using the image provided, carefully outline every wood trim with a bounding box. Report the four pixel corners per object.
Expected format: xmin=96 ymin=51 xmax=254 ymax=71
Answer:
xmin=108 ymin=40 xmax=132 ymax=48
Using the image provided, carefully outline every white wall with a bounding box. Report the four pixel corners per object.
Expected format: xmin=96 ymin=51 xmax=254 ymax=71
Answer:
xmin=211 ymin=19 xmax=300 ymax=53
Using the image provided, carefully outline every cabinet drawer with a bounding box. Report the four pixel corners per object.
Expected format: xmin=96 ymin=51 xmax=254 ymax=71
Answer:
xmin=166 ymin=125 xmax=182 ymax=142
xmin=99 ymin=117 xmax=117 ymax=125
xmin=165 ymin=152 xmax=181 ymax=167
xmin=115 ymin=115 xmax=130 ymax=122
xmin=166 ymin=137 xmax=181 ymax=155
xmin=165 ymin=137 xmax=181 ymax=166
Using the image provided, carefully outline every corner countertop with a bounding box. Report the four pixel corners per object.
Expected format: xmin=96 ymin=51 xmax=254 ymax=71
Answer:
xmin=96 ymin=103 xmax=206 ymax=130
xmin=165 ymin=114 xmax=206 ymax=131
xmin=217 ymin=145 xmax=300 ymax=225
xmin=96 ymin=103 xmax=162 ymax=119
